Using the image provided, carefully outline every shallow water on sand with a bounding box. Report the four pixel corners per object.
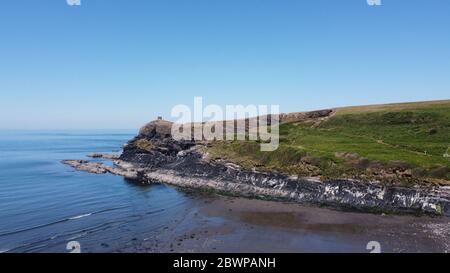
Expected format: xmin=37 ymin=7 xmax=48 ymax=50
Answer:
xmin=0 ymin=131 xmax=448 ymax=253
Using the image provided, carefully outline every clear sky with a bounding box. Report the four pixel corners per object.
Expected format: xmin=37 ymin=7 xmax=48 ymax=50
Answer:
xmin=0 ymin=0 xmax=449 ymax=129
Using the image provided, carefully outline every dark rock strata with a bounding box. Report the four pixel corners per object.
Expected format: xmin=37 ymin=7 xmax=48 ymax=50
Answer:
xmin=65 ymin=118 xmax=450 ymax=216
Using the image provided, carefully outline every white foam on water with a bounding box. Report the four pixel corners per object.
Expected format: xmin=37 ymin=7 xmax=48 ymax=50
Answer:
xmin=69 ymin=213 xmax=92 ymax=220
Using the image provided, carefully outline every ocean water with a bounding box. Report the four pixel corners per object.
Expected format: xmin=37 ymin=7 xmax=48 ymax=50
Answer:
xmin=1 ymin=131 xmax=448 ymax=253
xmin=0 ymin=130 xmax=194 ymax=253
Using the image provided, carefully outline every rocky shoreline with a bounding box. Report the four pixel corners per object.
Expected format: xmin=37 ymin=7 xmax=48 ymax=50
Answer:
xmin=63 ymin=155 xmax=450 ymax=217
xmin=62 ymin=118 xmax=450 ymax=217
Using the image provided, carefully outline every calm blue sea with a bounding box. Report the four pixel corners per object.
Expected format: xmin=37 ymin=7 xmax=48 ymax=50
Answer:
xmin=0 ymin=130 xmax=193 ymax=253
xmin=1 ymin=131 xmax=447 ymax=253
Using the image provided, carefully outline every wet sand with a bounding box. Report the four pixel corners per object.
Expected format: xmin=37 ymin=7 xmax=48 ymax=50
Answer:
xmin=118 ymin=190 xmax=450 ymax=253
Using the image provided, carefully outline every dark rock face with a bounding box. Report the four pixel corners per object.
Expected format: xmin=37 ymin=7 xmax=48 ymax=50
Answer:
xmin=63 ymin=117 xmax=450 ymax=216
xmin=304 ymin=109 xmax=334 ymax=119
xmin=120 ymin=120 xmax=196 ymax=168
xmin=114 ymin=119 xmax=450 ymax=216
xmin=142 ymin=155 xmax=450 ymax=216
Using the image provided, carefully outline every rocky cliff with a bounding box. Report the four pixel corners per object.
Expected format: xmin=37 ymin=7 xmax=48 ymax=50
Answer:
xmin=64 ymin=115 xmax=450 ymax=216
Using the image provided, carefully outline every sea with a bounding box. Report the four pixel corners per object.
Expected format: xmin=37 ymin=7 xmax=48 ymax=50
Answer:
xmin=0 ymin=130 xmax=195 ymax=253
xmin=0 ymin=130 xmax=448 ymax=253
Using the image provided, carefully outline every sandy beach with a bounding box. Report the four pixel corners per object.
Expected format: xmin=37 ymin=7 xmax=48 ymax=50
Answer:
xmin=118 ymin=188 xmax=450 ymax=253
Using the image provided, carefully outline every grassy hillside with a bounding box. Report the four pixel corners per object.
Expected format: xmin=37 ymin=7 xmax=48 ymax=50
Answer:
xmin=207 ymin=100 xmax=450 ymax=186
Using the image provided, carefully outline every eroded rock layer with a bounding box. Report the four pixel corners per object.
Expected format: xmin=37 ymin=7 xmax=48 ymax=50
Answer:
xmin=63 ymin=115 xmax=450 ymax=216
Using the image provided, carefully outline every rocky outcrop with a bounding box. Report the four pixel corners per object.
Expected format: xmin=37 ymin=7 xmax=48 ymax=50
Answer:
xmin=88 ymin=153 xmax=121 ymax=159
xmin=63 ymin=160 xmax=109 ymax=174
xmin=63 ymin=115 xmax=450 ymax=217
xmin=142 ymin=168 xmax=450 ymax=216
xmin=138 ymin=118 xmax=173 ymax=138
xmin=63 ymin=159 xmax=140 ymax=180
xmin=64 ymin=147 xmax=450 ymax=216
xmin=279 ymin=109 xmax=335 ymax=123
xmin=119 ymin=141 xmax=450 ymax=216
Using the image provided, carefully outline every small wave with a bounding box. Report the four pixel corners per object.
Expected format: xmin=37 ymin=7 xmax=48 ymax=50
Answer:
xmin=146 ymin=208 xmax=165 ymax=215
xmin=67 ymin=232 xmax=87 ymax=241
xmin=2 ymin=219 xmax=128 ymax=253
xmin=0 ymin=205 xmax=130 ymax=237
xmin=69 ymin=213 xmax=92 ymax=220
xmin=0 ymin=218 xmax=71 ymax=237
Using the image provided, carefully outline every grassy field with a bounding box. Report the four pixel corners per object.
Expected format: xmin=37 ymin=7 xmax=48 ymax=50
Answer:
xmin=207 ymin=100 xmax=450 ymax=186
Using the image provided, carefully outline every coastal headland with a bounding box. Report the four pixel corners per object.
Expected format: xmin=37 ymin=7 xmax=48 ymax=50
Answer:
xmin=63 ymin=100 xmax=450 ymax=216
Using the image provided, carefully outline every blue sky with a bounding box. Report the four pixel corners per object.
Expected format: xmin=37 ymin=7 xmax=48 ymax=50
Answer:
xmin=0 ymin=0 xmax=449 ymax=129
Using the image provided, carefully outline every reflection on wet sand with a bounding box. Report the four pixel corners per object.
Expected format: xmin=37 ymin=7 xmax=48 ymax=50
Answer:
xmin=121 ymin=191 xmax=450 ymax=253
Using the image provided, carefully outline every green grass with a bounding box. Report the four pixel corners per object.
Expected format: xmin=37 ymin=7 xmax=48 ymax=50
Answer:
xmin=207 ymin=100 xmax=450 ymax=185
